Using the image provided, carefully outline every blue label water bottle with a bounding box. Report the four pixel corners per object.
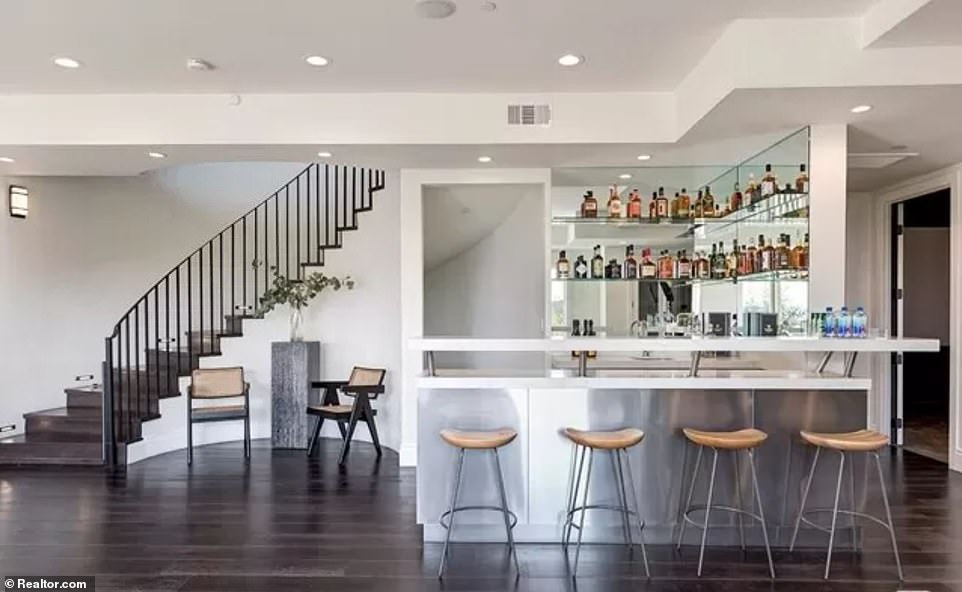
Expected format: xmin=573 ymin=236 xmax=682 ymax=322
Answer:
xmin=823 ymin=307 xmax=835 ymax=337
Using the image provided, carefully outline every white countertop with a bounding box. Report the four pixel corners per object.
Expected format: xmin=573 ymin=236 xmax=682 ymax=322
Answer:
xmin=410 ymin=336 xmax=939 ymax=353
xmin=417 ymin=368 xmax=871 ymax=391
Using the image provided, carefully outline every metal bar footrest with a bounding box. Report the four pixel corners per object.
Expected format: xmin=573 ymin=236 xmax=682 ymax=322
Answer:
xmin=439 ymin=505 xmax=518 ymax=530
xmin=799 ymin=507 xmax=891 ymax=534
xmin=563 ymin=503 xmax=647 ymax=536
xmin=682 ymin=504 xmax=764 ymax=530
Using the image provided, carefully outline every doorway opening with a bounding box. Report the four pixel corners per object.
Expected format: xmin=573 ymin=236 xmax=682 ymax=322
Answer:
xmin=891 ymin=189 xmax=950 ymax=463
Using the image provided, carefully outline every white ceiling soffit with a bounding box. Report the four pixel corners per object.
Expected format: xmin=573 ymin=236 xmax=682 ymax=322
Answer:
xmin=848 ymin=152 xmax=919 ymax=169
xmin=864 ymin=0 xmax=962 ymax=48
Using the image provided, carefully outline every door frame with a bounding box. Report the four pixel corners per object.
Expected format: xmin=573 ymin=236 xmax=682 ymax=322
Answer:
xmin=873 ymin=164 xmax=962 ymax=471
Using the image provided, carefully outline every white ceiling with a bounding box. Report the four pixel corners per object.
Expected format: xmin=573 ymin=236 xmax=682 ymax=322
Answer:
xmin=0 ymin=0 xmax=876 ymax=93
xmin=868 ymin=0 xmax=962 ymax=48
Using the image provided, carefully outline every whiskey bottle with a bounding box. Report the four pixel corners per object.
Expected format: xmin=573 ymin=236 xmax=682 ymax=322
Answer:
xmin=738 ymin=244 xmax=751 ymax=276
xmin=745 ymin=240 xmax=757 ymax=275
xmin=656 ymin=187 xmax=670 ymax=219
xmin=607 ymin=185 xmax=622 ymax=218
xmin=677 ymin=250 xmax=692 ymax=279
xmin=727 ymin=239 xmax=739 ymax=277
xmin=658 ymin=250 xmax=675 ymax=279
xmin=797 ymin=232 xmax=810 ymax=270
xmin=640 ymin=248 xmax=657 ymax=279
xmin=580 ymin=190 xmax=598 ymax=218
xmin=606 ymin=259 xmax=622 ymax=279
xmin=694 ymin=189 xmax=704 ymax=217
xmin=671 ymin=192 xmax=681 ymax=219
xmin=703 ymin=186 xmax=715 ymax=217
xmin=729 ymin=181 xmax=742 ymax=213
xmin=695 ymin=251 xmax=711 ymax=279
xmin=574 ymin=255 xmax=588 ymax=279
xmin=570 ymin=319 xmax=581 ymax=358
xmin=678 ymin=187 xmax=691 ymax=218
xmin=745 ymin=173 xmax=759 ymax=205
xmin=556 ymin=250 xmax=570 ymax=278
xmin=623 ymin=246 xmax=638 ymax=279
xmin=649 ymin=192 xmax=658 ymax=219
xmin=591 ymin=245 xmax=604 ymax=278
xmin=795 ymin=164 xmax=809 ymax=193
xmin=761 ymin=235 xmax=775 ymax=272
xmin=761 ymin=164 xmax=777 ymax=198
xmin=586 ymin=319 xmax=597 ymax=359
xmin=776 ymin=235 xmax=791 ymax=270
xmin=627 ymin=189 xmax=642 ymax=219
xmin=712 ymin=243 xmax=728 ymax=279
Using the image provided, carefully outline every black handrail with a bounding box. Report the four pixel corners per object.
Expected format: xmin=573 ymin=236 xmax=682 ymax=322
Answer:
xmin=102 ymin=164 xmax=385 ymax=464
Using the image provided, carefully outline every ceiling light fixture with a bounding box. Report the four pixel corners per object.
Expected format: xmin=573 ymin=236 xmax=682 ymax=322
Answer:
xmin=636 ymin=154 xmax=652 ymax=161
xmin=480 ymin=1 xmax=497 ymax=11
xmin=850 ymin=105 xmax=873 ymax=114
xmin=558 ymin=54 xmax=583 ymax=67
xmin=186 ymin=58 xmax=215 ymax=71
xmin=317 ymin=151 xmax=333 ymax=158
xmin=147 ymin=151 xmax=167 ymax=159
xmin=477 ymin=156 xmax=492 ymax=163
xmin=415 ymin=0 xmax=457 ymax=19
xmin=0 ymin=157 xmax=14 ymax=163
xmin=619 ymin=174 xmax=632 ymax=180
xmin=305 ymin=55 xmax=330 ymax=67
xmin=52 ymin=56 xmax=82 ymax=69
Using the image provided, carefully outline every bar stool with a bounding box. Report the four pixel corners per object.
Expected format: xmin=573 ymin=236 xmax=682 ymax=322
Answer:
xmin=437 ymin=428 xmax=520 ymax=579
xmin=677 ymin=428 xmax=775 ymax=578
xmin=562 ymin=427 xmax=650 ymax=577
xmin=789 ymin=429 xmax=902 ymax=580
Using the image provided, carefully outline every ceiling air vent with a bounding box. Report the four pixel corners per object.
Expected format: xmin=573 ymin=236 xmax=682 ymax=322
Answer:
xmin=508 ymin=104 xmax=551 ymax=126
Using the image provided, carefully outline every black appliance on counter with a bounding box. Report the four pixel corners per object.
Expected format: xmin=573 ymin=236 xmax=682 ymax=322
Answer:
xmin=744 ymin=312 xmax=779 ymax=336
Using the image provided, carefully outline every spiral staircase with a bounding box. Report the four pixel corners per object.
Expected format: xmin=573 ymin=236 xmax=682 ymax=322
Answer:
xmin=0 ymin=164 xmax=385 ymax=466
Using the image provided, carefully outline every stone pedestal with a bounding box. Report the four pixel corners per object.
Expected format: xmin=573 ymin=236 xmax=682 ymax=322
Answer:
xmin=271 ymin=341 xmax=320 ymax=449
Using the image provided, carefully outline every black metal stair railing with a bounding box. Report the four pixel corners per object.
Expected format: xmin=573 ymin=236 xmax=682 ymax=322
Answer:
xmin=101 ymin=164 xmax=385 ymax=465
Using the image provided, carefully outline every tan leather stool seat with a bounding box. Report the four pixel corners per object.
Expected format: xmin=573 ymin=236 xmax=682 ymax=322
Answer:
xmin=682 ymin=428 xmax=768 ymax=450
xmin=308 ymin=404 xmax=354 ymax=414
xmin=564 ymin=427 xmax=644 ymax=450
xmin=800 ymin=429 xmax=888 ymax=452
xmin=440 ymin=428 xmax=517 ymax=450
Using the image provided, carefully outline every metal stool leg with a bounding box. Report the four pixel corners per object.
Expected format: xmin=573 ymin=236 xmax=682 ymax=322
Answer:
xmin=874 ymin=452 xmax=904 ymax=581
xmin=493 ymin=448 xmax=520 ymax=575
xmin=790 ymin=445 xmax=820 ymax=551
xmin=747 ymin=449 xmax=776 ymax=579
xmin=733 ymin=451 xmax=746 ymax=551
xmin=564 ymin=445 xmax=586 ymax=549
xmin=438 ymin=448 xmax=465 ymax=579
xmin=696 ymin=448 xmax=719 ymax=577
xmin=677 ymin=444 xmax=704 ymax=549
xmin=849 ymin=453 xmax=859 ymax=552
xmin=621 ymin=448 xmax=650 ymax=578
xmin=611 ymin=449 xmax=632 ymax=549
xmin=572 ymin=448 xmax=594 ymax=577
xmin=824 ymin=450 xmax=846 ymax=580
xmin=563 ymin=442 xmax=577 ymax=547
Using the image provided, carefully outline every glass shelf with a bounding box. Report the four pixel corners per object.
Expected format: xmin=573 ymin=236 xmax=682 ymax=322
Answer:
xmin=551 ymin=269 xmax=809 ymax=286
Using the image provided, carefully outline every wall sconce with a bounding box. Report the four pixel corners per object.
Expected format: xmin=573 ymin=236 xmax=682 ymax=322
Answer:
xmin=9 ymin=185 xmax=28 ymax=219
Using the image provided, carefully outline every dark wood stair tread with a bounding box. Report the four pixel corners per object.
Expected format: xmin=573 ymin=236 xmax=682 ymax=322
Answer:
xmin=0 ymin=435 xmax=103 ymax=466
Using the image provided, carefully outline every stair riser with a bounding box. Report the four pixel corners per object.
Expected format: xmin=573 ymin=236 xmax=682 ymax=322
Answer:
xmin=0 ymin=441 xmax=103 ymax=466
xmin=25 ymin=416 xmax=102 ymax=443
xmin=66 ymin=389 xmax=102 ymax=409
xmin=145 ymin=350 xmax=202 ymax=375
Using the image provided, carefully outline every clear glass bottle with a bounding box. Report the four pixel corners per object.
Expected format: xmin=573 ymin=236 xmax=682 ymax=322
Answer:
xmin=671 ymin=192 xmax=681 ymax=219
xmin=677 ymin=250 xmax=692 ymax=279
xmin=678 ymin=187 xmax=691 ymax=218
xmin=607 ymin=185 xmax=622 ymax=218
xmin=580 ymin=190 xmax=598 ymax=218
xmin=761 ymin=235 xmax=775 ymax=272
xmin=591 ymin=245 xmax=604 ymax=278
xmin=623 ymin=245 xmax=638 ymax=279
xmin=574 ymin=255 xmax=588 ymax=279
xmin=556 ymin=250 xmax=570 ymax=278
xmin=761 ymin=164 xmax=777 ymax=198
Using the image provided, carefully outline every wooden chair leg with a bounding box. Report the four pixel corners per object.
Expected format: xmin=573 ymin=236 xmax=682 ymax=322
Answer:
xmin=244 ymin=413 xmax=251 ymax=460
xmin=307 ymin=416 xmax=323 ymax=457
xmin=338 ymin=406 xmax=362 ymax=465
xmin=337 ymin=421 xmax=347 ymax=440
xmin=187 ymin=414 xmax=193 ymax=466
xmin=365 ymin=409 xmax=383 ymax=457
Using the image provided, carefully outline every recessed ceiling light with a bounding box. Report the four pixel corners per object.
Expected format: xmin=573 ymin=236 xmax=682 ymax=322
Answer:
xmin=52 ymin=56 xmax=82 ymax=69
xmin=850 ymin=105 xmax=872 ymax=114
xmin=477 ymin=156 xmax=492 ymax=163
xmin=558 ymin=54 xmax=583 ymax=67
xmin=147 ymin=151 xmax=167 ymax=159
xmin=186 ymin=58 xmax=215 ymax=71
xmin=619 ymin=173 xmax=632 ymax=180
xmin=305 ymin=55 xmax=330 ymax=67
xmin=480 ymin=1 xmax=497 ymax=11
xmin=317 ymin=151 xmax=333 ymax=158
xmin=415 ymin=0 xmax=457 ymax=19
xmin=0 ymin=157 xmax=14 ymax=163
xmin=636 ymin=154 xmax=652 ymax=161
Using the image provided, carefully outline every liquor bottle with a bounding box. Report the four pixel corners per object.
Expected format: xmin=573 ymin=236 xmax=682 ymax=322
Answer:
xmin=694 ymin=189 xmax=704 ymax=217
xmin=607 ymin=185 xmax=622 ymax=218
xmin=761 ymin=235 xmax=775 ymax=272
xmin=570 ymin=319 xmax=581 ymax=358
xmin=703 ymin=186 xmax=715 ymax=217
xmin=677 ymin=250 xmax=692 ymax=279
xmin=640 ymin=248 xmax=657 ymax=279
xmin=755 ymin=235 xmax=766 ymax=271
xmin=712 ymin=243 xmax=728 ymax=279
xmin=727 ymin=239 xmax=739 ymax=277
xmin=608 ymin=259 xmax=623 ymax=279
xmin=556 ymin=250 xmax=570 ymax=278
xmin=714 ymin=204 xmax=721 ymax=218
xmin=738 ymin=244 xmax=751 ymax=276
xmin=745 ymin=239 xmax=757 ymax=275
xmin=678 ymin=188 xmax=691 ymax=218
xmin=671 ymin=192 xmax=681 ymax=219
xmin=695 ymin=251 xmax=711 ymax=279
xmin=656 ymin=187 xmax=670 ymax=219
xmin=729 ymin=181 xmax=742 ymax=213
xmin=623 ymin=246 xmax=638 ymax=279
xmin=574 ymin=255 xmax=588 ymax=279
xmin=745 ymin=174 xmax=759 ymax=205
xmin=586 ymin=319 xmax=597 ymax=359
xmin=797 ymin=232 xmax=809 ymax=270
xmin=658 ymin=250 xmax=675 ymax=279
xmin=761 ymin=164 xmax=777 ymax=198
xmin=591 ymin=245 xmax=604 ymax=278
xmin=649 ymin=192 xmax=658 ymax=219
xmin=795 ymin=164 xmax=809 ymax=193
xmin=627 ymin=189 xmax=642 ymax=219
xmin=776 ymin=235 xmax=791 ymax=270
xmin=580 ymin=190 xmax=598 ymax=218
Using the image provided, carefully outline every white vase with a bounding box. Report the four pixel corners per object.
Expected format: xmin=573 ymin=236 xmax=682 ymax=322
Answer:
xmin=289 ymin=307 xmax=304 ymax=342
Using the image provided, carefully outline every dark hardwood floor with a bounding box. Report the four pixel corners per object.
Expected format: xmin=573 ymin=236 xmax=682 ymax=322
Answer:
xmin=1 ymin=440 xmax=961 ymax=591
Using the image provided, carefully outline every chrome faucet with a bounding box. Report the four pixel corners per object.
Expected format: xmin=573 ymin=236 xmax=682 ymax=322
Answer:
xmin=630 ymin=319 xmax=648 ymax=338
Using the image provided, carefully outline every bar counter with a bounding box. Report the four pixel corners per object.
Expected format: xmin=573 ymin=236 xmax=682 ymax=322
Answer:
xmin=410 ymin=336 xmax=938 ymax=545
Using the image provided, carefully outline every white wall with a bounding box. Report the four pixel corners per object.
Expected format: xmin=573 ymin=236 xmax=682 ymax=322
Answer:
xmin=423 ymin=185 xmax=544 ymax=370
xmin=0 ymin=163 xmax=403 ymax=463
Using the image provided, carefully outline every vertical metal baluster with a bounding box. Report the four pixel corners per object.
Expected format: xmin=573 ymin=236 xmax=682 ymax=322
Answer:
xmin=230 ymin=226 xmax=236 ymax=332
xmin=176 ymin=267 xmax=181 ymax=380
xmin=325 ymin=165 xmax=330 ymax=247
xmin=334 ymin=166 xmax=339 ymax=239
xmin=297 ymin=172 xmax=302 ymax=276
xmin=219 ymin=233 xmax=224 ymax=336
xmin=342 ymin=164 xmax=348 ymax=230
xmin=153 ymin=286 xmax=160 ymax=408
xmin=165 ymin=276 xmax=170 ymax=399
xmin=263 ymin=201 xmax=269 ymax=294
xmin=352 ymin=166 xmax=357 ymax=226
xmin=198 ymin=244 xmax=204 ymax=355
xmin=209 ymin=240 xmax=214 ymax=352
xmin=187 ymin=256 xmax=193 ymax=369
xmin=285 ymin=184 xmax=290 ymax=278
xmin=134 ymin=303 xmax=141 ymax=424
xmin=253 ymin=208 xmax=259 ymax=309
xmin=124 ymin=319 xmax=131 ymax=441
xmin=274 ymin=194 xmax=280 ymax=279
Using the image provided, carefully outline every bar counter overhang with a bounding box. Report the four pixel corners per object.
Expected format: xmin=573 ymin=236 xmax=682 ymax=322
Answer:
xmin=410 ymin=336 xmax=938 ymax=545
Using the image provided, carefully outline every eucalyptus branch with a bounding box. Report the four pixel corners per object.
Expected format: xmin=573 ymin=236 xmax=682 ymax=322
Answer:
xmin=252 ymin=261 xmax=354 ymax=316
